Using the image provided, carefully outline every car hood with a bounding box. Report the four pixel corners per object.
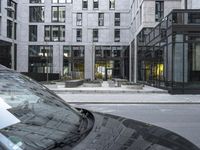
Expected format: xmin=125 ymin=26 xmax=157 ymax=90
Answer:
xmin=73 ymin=110 xmax=200 ymax=150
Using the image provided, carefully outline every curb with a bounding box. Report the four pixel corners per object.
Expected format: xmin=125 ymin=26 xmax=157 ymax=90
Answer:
xmin=68 ymin=102 xmax=200 ymax=105
xmin=52 ymin=90 xmax=168 ymax=94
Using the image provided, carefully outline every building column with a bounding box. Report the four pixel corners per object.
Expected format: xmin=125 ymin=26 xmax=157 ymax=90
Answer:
xmin=17 ymin=44 xmax=28 ymax=72
xmin=84 ymin=45 xmax=95 ymax=80
xmin=53 ymin=44 xmax=63 ymax=76
xmin=129 ymin=43 xmax=132 ymax=82
xmin=134 ymin=39 xmax=137 ymax=83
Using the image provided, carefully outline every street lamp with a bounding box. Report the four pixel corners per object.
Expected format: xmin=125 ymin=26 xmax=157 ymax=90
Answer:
xmin=5 ymin=6 xmax=15 ymax=70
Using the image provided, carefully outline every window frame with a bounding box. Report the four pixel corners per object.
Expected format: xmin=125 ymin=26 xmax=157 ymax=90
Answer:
xmin=109 ymin=0 xmax=115 ymax=10
xmin=93 ymin=0 xmax=99 ymax=10
xmin=76 ymin=28 xmax=82 ymax=42
xmin=44 ymin=25 xmax=65 ymax=42
xmin=29 ymin=6 xmax=45 ymax=22
xmin=155 ymin=0 xmax=164 ymax=22
xmin=93 ymin=29 xmax=98 ymax=42
xmin=29 ymin=25 xmax=38 ymax=42
xmin=114 ymin=29 xmax=120 ymax=42
xmin=114 ymin=13 xmax=120 ymax=26
xmin=82 ymin=0 xmax=88 ymax=10
xmin=51 ymin=6 xmax=65 ymax=23
xmin=52 ymin=0 xmax=66 ymax=4
xmin=76 ymin=13 xmax=82 ymax=26
xmin=98 ymin=13 xmax=104 ymax=26
xmin=30 ymin=0 xmax=45 ymax=3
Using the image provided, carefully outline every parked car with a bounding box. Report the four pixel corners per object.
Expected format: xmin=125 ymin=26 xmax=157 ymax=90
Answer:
xmin=0 ymin=64 xmax=199 ymax=150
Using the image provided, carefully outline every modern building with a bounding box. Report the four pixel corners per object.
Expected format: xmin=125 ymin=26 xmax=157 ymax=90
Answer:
xmin=133 ymin=0 xmax=200 ymax=93
xmin=0 ymin=0 xmax=17 ymax=69
xmin=0 ymin=0 xmax=200 ymax=93
xmin=16 ymin=0 xmax=131 ymax=81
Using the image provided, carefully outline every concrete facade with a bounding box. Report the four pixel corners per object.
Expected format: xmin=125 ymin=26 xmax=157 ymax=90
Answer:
xmin=17 ymin=0 xmax=131 ymax=80
xmin=0 ymin=0 xmax=18 ymax=68
xmin=129 ymin=0 xmax=184 ymax=81
xmin=0 ymin=0 xmax=18 ymax=44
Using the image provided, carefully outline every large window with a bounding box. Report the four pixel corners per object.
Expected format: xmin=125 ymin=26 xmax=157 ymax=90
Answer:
xmin=93 ymin=29 xmax=98 ymax=42
xmin=82 ymin=0 xmax=88 ymax=9
xmin=114 ymin=29 xmax=120 ymax=42
xmin=7 ymin=0 xmax=17 ymax=19
xmin=155 ymin=0 xmax=164 ymax=22
xmin=115 ymin=13 xmax=120 ymax=26
xmin=76 ymin=13 xmax=82 ymax=26
xmin=66 ymin=0 xmax=72 ymax=3
xmin=29 ymin=45 xmax=53 ymax=73
xmin=30 ymin=0 xmax=44 ymax=3
xmin=44 ymin=25 xmax=65 ymax=42
xmin=63 ymin=46 xmax=85 ymax=79
xmin=76 ymin=29 xmax=82 ymax=42
xmin=188 ymin=12 xmax=200 ymax=24
xmin=7 ymin=20 xmax=12 ymax=38
xmin=109 ymin=0 xmax=115 ymax=10
xmin=29 ymin=25 xmax=37 ymax=42
xmin=98 ymin=13 xmax=104 ymax=26
xmin=52 ymin=6 xmax=65 ymax=22
xmin=52 ymin=0 xmax=72 ymax=3
xmin=7 ymin=20 xmax=16 ymax=39
xmin=52 ymin=0 xmax=65 ymax=3
xmin=29 ymin=6 xmax=44 ymax=22
xmin=95 ymin=46 xmax=129 ymax=80
xmin=93 ymin=0 xmax=99 ymax=9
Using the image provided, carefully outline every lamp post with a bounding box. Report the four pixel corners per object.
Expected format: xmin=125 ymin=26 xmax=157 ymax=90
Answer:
xmin=92 ymin=42 xmax=95 ymax=81
xmin=45 ymin=43 xmax=49 ymax=83
xmin=46 ymin=47 xmax=49 ymax=83
xmin=5 ymin=6 xmax=15 ymax=70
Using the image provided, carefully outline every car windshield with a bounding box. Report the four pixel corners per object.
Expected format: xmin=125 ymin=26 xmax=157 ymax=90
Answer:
xmin=0 ymin=67 xmax=84 ymax=150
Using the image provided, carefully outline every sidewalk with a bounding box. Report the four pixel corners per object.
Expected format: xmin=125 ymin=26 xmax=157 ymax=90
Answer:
xmin=56 ymin=93 xmax=200 ymax=104
xmin=43 ymin=81 xmax=200 ymax=104
xmin=44 ymin=81 xmax=168 ymax=94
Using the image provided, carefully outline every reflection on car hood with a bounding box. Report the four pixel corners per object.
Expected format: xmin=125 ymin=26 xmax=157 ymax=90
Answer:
xmin=73 ymin=111 xmax=200 ymax=150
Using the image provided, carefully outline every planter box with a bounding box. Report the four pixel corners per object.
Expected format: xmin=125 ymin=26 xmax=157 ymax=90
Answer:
xmin=112 ymin=78 xmax=128 ymax=87
xmin=83 ymin=83 xmax=102 ymax=87
xmin=121 ymin=84 xmax=144 ymax=89
xmin=65 ymin=80 xmax=84 ymax=88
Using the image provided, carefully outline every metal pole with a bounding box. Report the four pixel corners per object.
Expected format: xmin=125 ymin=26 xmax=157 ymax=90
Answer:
xmin=59 ymin=44 xmax=61 ymax=79
xmin=11 ymin=11 xmax=15 ymax=70
xmin=129 ymin=43 xmax=132 ymax=82
xmin=92 ymin=44 xmax=93 ymax=80
xmin=46 ymin=46 xmax=49 ymax=83
xmin=92 ymin=44 xmax=95 ymax=80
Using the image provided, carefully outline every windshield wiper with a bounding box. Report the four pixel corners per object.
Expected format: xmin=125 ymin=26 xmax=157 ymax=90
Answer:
xmin=51 ymin=108 xmax=94 ymax=149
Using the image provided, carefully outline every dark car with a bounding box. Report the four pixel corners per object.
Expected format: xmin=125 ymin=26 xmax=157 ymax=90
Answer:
xmin=0 ymin=64 xmax=199 ymax=150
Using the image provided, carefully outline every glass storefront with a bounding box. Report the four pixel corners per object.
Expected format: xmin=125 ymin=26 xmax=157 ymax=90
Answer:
xmin=63 ymin=46 xmax=84 ymax=79
xmin=0 ymin=45 xmax=11 ymax=68
xmin=29 ymin=45 xmax=53 ymax=73
xmin=0 ymin=42 xmax=16 ymax=69
xmin=137 ymin=10 xmax=200 ymax=94
xmin=95 ymin=46 xmax=129 ymax=80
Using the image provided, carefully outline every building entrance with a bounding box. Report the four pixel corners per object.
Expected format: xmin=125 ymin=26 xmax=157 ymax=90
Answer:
xmin=95 ymin=46 xmax=129 ymax=80
xmin=95 ymin=60 xmax=114 ymax=80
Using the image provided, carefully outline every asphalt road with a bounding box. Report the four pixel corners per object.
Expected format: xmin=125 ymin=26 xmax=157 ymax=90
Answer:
xmin=58 ymin=93 xmax=200 ymax=103
xmin=72 ymin=103 xmax=200 ymax=148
